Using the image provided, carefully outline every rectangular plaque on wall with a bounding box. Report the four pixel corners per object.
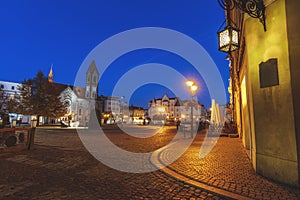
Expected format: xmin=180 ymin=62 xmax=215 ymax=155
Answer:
xmin=259 ymin=58 xmax=279 ymax=88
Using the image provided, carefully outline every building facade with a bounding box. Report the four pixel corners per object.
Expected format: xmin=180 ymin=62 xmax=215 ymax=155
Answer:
xmin=58 ymin=61 xmax=99 ymax=127
xmin=148 ymin=94 xmax=181 ymax=121
xmin=0 ymin=61 xmax=130 ymax=127
xmin=0 ymin=80 xmax=31 ymax=124
xmin=179 ymin=100 xmax=204 ymax=124
xmin=148 ymin=94 xmax=204 ymax=123
xmin=128 ymin=105 xmax=145 ymax=124
xmin=227 ymin=0 xmax=300 ymax=186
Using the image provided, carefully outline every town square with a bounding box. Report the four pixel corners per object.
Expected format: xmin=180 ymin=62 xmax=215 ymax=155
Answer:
xmin=1 ymin=0 xmax=300 ymax=199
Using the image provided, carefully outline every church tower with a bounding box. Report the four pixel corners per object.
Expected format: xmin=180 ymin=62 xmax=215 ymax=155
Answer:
xmin=85 ymin=60 xmax=99 ymax=99
xmin=48 ymin=66 xmax=53 ymax=83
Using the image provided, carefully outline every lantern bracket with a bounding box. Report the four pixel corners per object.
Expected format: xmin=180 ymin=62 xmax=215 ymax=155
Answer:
xmin=218 ymin=0 xmax=266 ymax=31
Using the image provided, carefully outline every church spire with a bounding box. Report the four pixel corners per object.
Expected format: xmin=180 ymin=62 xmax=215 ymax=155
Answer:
xmin=48 ymin=65 xmax=53 ymax=83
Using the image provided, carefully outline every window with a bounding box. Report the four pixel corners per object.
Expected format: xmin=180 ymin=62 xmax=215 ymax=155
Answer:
xmin=79 ymin=109 xmax=82 ymax=115
xmin=11 ymin=86 xmax=15 ymax=90
xmin=0 ymin=85 xmax=3 ymax=89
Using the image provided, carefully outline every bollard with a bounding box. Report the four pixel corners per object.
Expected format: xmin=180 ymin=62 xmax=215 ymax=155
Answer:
xmin=28 ymin=127 xmax=36 ymax=150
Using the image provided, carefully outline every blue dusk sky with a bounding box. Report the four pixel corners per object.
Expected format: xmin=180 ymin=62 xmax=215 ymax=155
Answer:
xmin=0 ymin=0 xmax=229 ymax=109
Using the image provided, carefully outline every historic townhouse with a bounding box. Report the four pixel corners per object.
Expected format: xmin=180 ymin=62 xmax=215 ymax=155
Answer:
xmin=148 ymin=94 xmax=181 ymax=121
xmin=148 ymin=94 xmax=204 ymax=122
xmin=226 ymin=0 xmax=300 ymax=186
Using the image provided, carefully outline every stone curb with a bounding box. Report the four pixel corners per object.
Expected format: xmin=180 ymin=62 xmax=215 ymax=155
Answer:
xmin=150 ymin=143 xmax=253 ymax=200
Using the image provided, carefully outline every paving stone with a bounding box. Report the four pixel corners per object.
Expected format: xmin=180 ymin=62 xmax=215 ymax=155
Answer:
xmin=0 ymin=127 xmax=223 ymax=199
xmin=157 ymin=129 xmax=300 ymax=199
xmin=3 ymin=126 xmax=299 ymax=199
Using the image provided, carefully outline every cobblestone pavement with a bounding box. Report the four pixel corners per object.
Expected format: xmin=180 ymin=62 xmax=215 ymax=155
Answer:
xmin=154 ymin=130 xmax=300 ymax=200
xmin=0 ymin=126 xmax=228 ymax=200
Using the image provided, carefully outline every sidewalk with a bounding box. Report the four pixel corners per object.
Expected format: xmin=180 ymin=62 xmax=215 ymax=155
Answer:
xmin=151 ymin=131 xmax=300 ymax=200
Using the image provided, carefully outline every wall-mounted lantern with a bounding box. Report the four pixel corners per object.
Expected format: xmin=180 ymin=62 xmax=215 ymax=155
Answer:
xmin=217 ymin=0 xmax=266 ymax=53
xmin=218 ymin=25 xmax=240 ymax=53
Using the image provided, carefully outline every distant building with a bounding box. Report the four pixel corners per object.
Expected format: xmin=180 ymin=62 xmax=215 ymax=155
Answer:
xmin=57 ymin=84 xmax=90 ymax=126
xmin=179 ymin=100 xmax=204 ymax=123
xmin=1 ymin=61 xmax=131 ymax=127
xmin=0 ymin=80 xmax=31 ymax=124
xmin=56 ymin=60 xmax=131 ymax=126
xmin=55 ymin=61 xmax=99 ymax=126
xmin=148 ymin=94 xmax=181 ymax=121
xmin=128 ymin=105 xmax=145 ymax=124
xmin=103 ymin=96 xmax=120 ymax=115
xmin=0 ymin=81 xmax=21 ymax=100
xmin=148 ymin=94 xmax=205 ymax=123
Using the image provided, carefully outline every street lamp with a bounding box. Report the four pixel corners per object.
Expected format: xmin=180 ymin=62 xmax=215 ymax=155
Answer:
xmin=120 ymin=96 xmax=125 ymax=125
xmin=217 ymin=0 xmax=266 ymax=54
xmin=186 ymin=81 xmax=198 ymax=138
xmin=157 ymin=107 xmax=166 ymax=125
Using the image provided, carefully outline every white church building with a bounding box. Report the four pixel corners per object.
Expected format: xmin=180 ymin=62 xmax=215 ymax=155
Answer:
xmin=56 ymin=61 xmax=99 ymax=126
xmin=0 ymin=60 xmax=100 ymax=127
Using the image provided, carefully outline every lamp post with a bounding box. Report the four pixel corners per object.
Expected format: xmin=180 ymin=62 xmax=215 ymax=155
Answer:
xmin=120 ymin=96 xmax=125 ymax=125
xmin=186 ymin=81 xmax=198 ymax=138
xmin=157 ymin=107 xmax=166 ymax=125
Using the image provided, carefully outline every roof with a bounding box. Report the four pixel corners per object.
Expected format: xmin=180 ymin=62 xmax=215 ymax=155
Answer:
xmin=73 ymin=86 xmax=86 ymax=98
xmin=129 ymin=105 xmax=144 ymax=110
xmin=51 ymin=82 xmax=85 ymax=98
xmin=87 ymin=60 xmax=99 ymax=75
xmin=148 ymin=96 xmax=179 ymax=103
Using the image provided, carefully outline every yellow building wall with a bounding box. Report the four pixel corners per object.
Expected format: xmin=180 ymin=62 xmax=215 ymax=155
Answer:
xmin=245 ymin=0 xmax=298 ymax=185
xmin=241 ymin=75 xmax=251 ymax=151
xmin=286 ymin=0 xmax=300 ymax=186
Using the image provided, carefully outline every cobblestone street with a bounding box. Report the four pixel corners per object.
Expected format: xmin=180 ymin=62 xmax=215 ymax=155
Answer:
xmin=152 ymin=131 xmax=300 ymax=199
xmin=0 ymin=126 xmax=226 ymax=200
xmin=1 ymin=126 xmax=300 ymax=199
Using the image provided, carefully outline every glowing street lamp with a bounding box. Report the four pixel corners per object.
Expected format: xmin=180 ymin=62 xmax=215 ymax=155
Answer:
xmin=186 ymin=81 xmax=198 ymax=138
xmin=186 ymin=81 xmax=198 ymax=98
xmin=191 ymin=85 xmax=198 ymax=96
xmin=186 ymin=81 xmax=193 ymax=87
